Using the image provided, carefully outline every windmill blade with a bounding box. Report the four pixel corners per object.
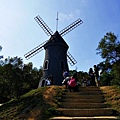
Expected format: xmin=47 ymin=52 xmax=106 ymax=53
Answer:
xmin=34 ymin=15 xmax=53 ymax=36
xmin=0 ymin=56 xmax=3 ymax=59
xmin=67 ymin=51 xmax=77 ymax=66
xmin=59 ymin=18 xmax=83 ymax=36
xmin=24 ymin=40 xmax=48 ymax=60
xmin=0 ymin=46 xmax=2 ymax=51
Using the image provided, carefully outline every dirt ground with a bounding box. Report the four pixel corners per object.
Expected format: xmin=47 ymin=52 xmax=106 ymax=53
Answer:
xmin=43 ymin=85 xmax=64 ymax=106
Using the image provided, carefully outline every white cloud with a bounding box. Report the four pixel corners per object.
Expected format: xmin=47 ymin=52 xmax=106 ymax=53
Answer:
xmin=58 ymin=10 xmax=82 ymax=21
xmin=59 ymin=12 xmax=74 ymax=21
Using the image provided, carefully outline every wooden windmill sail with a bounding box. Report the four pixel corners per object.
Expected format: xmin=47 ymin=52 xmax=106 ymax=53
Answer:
xmin=24 ymin=15 xmax=83 ymax=86
xmin=0 ymin=46 xmax=3 ymax=59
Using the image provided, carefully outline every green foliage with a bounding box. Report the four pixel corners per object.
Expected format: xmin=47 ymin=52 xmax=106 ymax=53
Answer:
xmin=77 ymin=71 xmax=89 ymax=84
xmin=110 ymin=63 xmax=120 ymax=85
xmin=97 ymin=32 xmax=120 ymax=86
xmin=100 ymin=72 xmax=113 ymax=86
xmin=97 ymin=32 xmax=120 ymax=64
xmin=0 ymin=87 xmax=45 ymax=119
xmin=0 ymin=56 xmax=43 ymax=101
xmin=0 ymin=86 xmax=64 ymax=120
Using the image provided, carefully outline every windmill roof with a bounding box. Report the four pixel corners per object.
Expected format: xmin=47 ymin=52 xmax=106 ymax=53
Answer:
xmin=44 ymin=31 xmax=69 ymax=48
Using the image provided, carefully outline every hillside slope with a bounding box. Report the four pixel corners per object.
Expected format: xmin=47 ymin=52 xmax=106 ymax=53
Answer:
xmin=0 ymin=86 xmax=120 ymax=120
xmin=100 ymin=86 xmax=120 ymax=115
xmin=0 ymin=86 xmax=64 ymax=120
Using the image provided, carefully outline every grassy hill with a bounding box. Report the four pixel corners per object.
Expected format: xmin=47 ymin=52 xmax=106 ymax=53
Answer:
xmin=0 ymin=85 xmax=120 ymax=120
xmin=100 ymin=86 xmax=120 ymax=116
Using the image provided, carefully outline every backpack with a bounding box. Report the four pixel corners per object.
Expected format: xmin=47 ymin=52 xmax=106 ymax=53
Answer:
xmin=68 ymin=78 xmax=76 ymax=87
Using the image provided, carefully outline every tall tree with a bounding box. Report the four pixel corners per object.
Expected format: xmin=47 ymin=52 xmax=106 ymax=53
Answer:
xmin=0 ymin=56 xmax=43 ymax=101
xmin=0 ymin=57 xmax=24 ymax=99
xmin=96 ymin=32 xmax=120 ymax=64
xmin=96 ymin=32 xmax=120 ymax=85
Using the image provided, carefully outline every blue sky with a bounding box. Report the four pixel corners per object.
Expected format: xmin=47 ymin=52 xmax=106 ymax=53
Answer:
xmin=0 ymin=0 xmax=120 ymax=72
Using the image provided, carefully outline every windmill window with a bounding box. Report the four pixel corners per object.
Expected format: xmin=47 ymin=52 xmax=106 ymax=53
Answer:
xmin=44 ymin=60 xmax=49 ymax=70
xmin=60 ymin=61 xmax=64 ymax=69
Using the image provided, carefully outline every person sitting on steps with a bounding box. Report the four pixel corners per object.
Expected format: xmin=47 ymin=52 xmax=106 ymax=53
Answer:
xmin=68 ymin=72 xmax=78 ymax=92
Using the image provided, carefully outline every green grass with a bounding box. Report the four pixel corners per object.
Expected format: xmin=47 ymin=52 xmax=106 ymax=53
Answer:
xmin=0 ymin=86 xmax=64 ymax=120
xmin=100 ymin=85 xmax=120 ymax=117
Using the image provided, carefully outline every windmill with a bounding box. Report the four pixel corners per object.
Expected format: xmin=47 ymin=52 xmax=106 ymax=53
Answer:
xmin=24 ymin=15 xmax=83 ymax=87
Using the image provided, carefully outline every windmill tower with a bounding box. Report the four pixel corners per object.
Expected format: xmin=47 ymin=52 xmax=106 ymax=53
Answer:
xmin=24 ymin=15 xmax=83 ymax=87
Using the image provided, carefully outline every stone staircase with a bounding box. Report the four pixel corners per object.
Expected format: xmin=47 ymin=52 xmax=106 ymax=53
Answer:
xmin=50 ymin=87 xmax=119 ymax=120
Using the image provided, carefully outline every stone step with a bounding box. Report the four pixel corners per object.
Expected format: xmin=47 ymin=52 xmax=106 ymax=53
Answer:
xmin=56 ymin=108 xmax=114 ymax=117
xmin=79 ymin=91 xmax=103 ymax=95
xmin=79 ymin=87 xmax=101 ymax=91
xmin=50 ymin=116 xmax=118 ymax=120
xmin=60 ymin=103 xmax=107 ymax=109
xmin=64 ymin=91 xmax=103 ymax=95
xmin=62 ymin=94 xmax=104 ymax=99
xmin=62 ymin=98 xmax=105 ymax=103
xmin=49 ymin=87 xmax=118 ymax=120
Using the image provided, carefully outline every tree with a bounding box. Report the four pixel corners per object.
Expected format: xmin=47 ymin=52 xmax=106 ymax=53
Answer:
xmin=2 ymin=57 xmax=24 ymax=99
xmin=110 ymin=62 xmax=120 ymax=85
xmin=22 ymin=62 xmax=33 ymax=92
xmin=0 ymin=56 xmax=44 ymax=101
xmin=96 ymin=32 xmax=120 ymax=64
xmin=96 ymin=32 xmax=120 ymax=85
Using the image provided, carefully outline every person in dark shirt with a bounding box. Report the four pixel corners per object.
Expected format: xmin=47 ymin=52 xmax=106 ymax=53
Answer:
xmin=93 ymin=65 xmax=100 ymax=86
xmin=89 ymin=68 xmax=96 ymax=86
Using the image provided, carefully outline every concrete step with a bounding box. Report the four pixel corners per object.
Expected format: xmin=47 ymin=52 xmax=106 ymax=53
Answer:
xmin=62 ymin=98 xmax=105 ymax=103
xmin=60 ymin=103 xmax=107 ymax=109
xmin=56 ymin=108 xmax=114 ymax=117
xmin=64 ymin=91 xmax=103 ymax=95
xmin=79 ymin=91 xmax=103 ymax=95
xmin=49 ymin=87 xmax=118 ymax=120
xmin=50 ymin=116 xmax=118 ymax=120
xmin=79 ymin=87 xmax=101 ymax=91
xmin=62 ymin=94 xmax=104 ymax=99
